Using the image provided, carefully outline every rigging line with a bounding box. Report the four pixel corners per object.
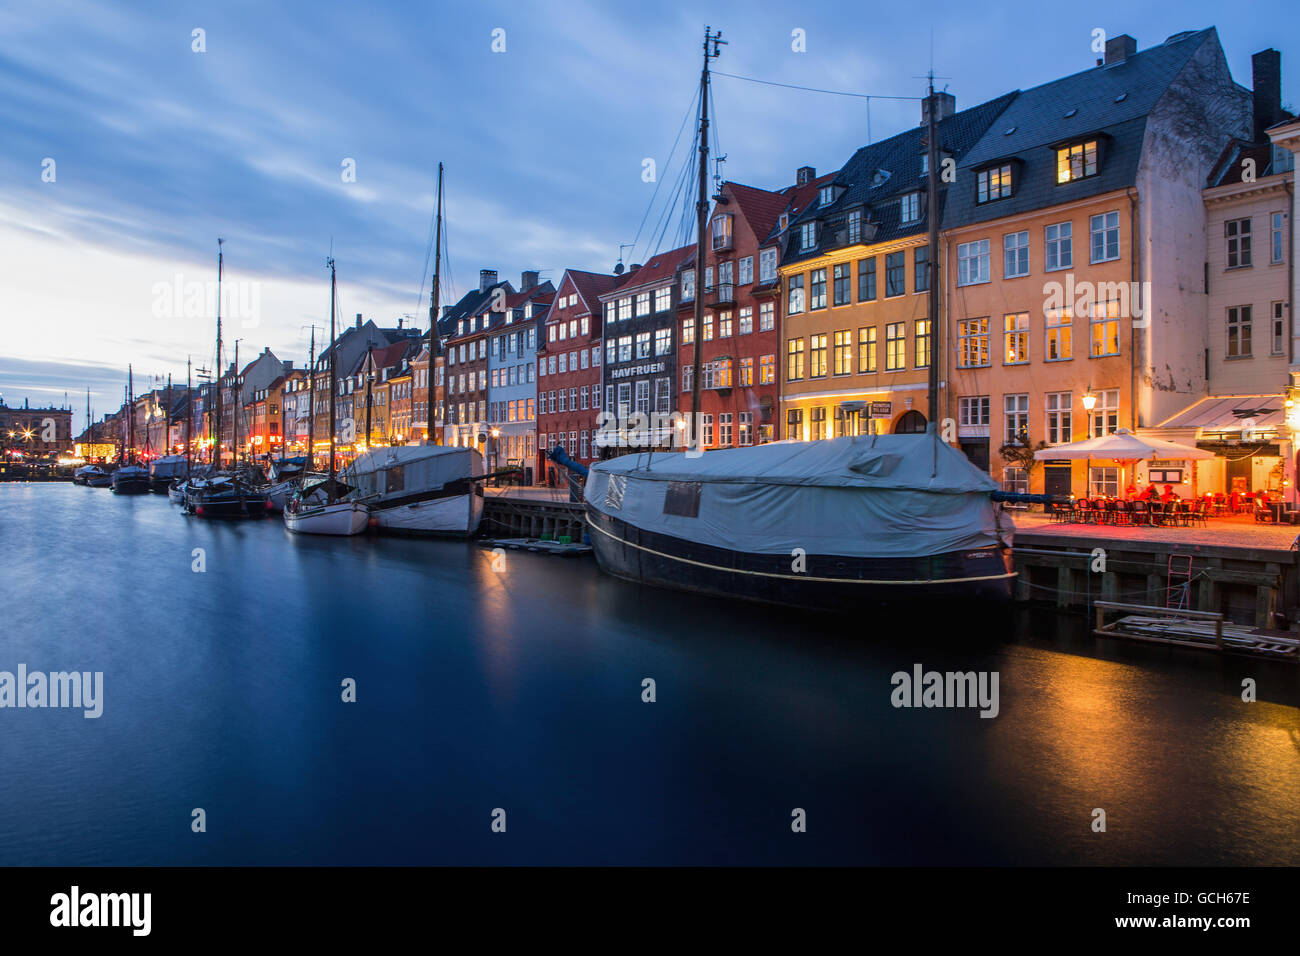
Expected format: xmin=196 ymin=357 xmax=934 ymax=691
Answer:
xmin=712 ymin=70 xmax=921 ymax=101
xmin=414 ymin=179 xmax=439 ymax=315
xmin=640 ymin=118 xmax=695 ymax=265
xmin=628 ymin=85 xmax=700 ymax=256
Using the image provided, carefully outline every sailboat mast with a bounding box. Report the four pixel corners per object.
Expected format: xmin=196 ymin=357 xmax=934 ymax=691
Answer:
xmin=86 ymin=388 xmax=92 ymax=457
xmin=214 ymin=238 xmax=224 ymax=470
xmin=365 ymin=344 xmax=374 ymax=451
xmin=426 ymin=161 xmax=443 ymax=446
xmin=327 ymin=257 xmax=337 ymax=485
xmin=925 ymin=75 xmax=942 ymax=429
xmin=186 ymin=357 xmax=192 ymax=473
xmin=689 ymin=28 xmax=723 ymax=448
xmin=307 ymin=327 xmax=316 ymax=468
xmin=127 ymin=364 xmax=134 ymax=463
xmin=233 ymin=338 xmax=240 ymax=467
xmin=166 ymin=372 xmax=172 ymax=456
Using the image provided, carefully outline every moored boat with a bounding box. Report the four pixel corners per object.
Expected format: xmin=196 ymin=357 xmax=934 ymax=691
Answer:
xmin=86 ymin=466 xmax=115 ymax=488
xmin=582 ymin=431 xmax=1016 ymax=609
xmin=75 ymin=464 xmax=107 ymax=486
xmin=184 ymin=473 xmax=271 ymax=519
xmin=110 ymin=464 xmax=152 ymax=495
xmin=341 ymin=445 xmax=484 ymax=535
xmin=149 ymin=455 xmax=189 ymax=493
xmin=284 ymin=478 xmax=370 ymax=535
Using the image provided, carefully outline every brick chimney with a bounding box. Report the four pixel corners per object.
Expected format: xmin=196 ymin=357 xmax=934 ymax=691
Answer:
xmin=521 ymin=270 xmax=539 ymax=291
xmin=1253 ymin=49 xmax=1283 ymax=143
xmin=479 ymin=269 xmax=498 ymax=292
xmin=796 ymin=166 xmax=816 ymax=186
xmin=355 ymin=313 xmax=362 ymax=329
xmin=1105 ymin=34 xmax=1136 ymax=65
xmin=921 ymin=91 xmax=956 ymax=126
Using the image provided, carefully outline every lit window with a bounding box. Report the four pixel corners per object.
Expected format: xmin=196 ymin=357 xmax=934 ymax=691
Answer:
xmin=1056 ymin=140 xmax=1098 ymax=183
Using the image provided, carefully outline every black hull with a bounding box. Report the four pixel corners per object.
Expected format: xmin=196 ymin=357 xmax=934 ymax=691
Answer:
xmin=187 ymin=496 xmax=270 ymax=519
xmin=585 ymin=507 xmax=1014 ymax=609
xmin=110 ymin=479 xmax=152 ymax=495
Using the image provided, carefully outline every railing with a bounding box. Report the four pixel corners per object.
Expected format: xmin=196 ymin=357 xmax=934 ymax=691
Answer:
xmin=711 ymin=282 xmax=735 ymax=305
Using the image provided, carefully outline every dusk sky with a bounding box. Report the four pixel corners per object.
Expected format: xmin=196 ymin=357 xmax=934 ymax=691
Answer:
xmin=1 ymin=0 xmax=1296 ymax=430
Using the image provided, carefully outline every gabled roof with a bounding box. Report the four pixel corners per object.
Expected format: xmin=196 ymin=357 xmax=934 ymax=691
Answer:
xmin=1206 ymin=138 xmax=1289 ymax=187
xmin=562 ymin=269 xmax=619 ymax=314
xmin=600 ymin=244 xmax=694 ymax=299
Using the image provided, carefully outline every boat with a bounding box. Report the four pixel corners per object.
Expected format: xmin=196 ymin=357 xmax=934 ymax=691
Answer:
xmin=341 ymin=445 xmax=484 ymax=535
xmin=149 ymin=454 xmax=189 ymax=493
xmin=284 ymin=255 xmax=369 ymax=536
xmin=110 ymin=463 xmax=152 ymax=494
xmin=183 ymin=473 xmax=271 ymax=519
xmin=580 ymin=431 xmax=1016 ymax=609
xmin=167 ymin=479 xmax=187 ymax=504
xmin=74 ymin=464 xmax=104 ymax=485
xmin=86 ymin=466 xmax=114 ymax=488
xmin=264 ymin=457 xmax=309 ymax=512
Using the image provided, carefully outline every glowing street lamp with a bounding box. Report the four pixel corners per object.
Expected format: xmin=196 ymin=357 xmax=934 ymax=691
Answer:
xmin=1081 ymin=386 xmax=1097 ymax=412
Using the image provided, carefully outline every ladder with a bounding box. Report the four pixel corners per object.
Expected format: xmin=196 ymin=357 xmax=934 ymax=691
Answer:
xmin=1167 ymin=553 xmax=1194 ymax=610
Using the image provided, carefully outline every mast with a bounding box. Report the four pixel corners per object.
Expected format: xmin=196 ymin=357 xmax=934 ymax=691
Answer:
xmin=426 ymin=162 xmax=443 ymax=446
xmin=232 ymin=338 xmax=240 ymax=467
xmin=166 ymin=372 xmax=172 ymax=457
xmin=186 ymin=357 xmax=192 ymax=473
xmin=86 ymin=388 xmax=92 ymax=459
xmin=689 ymin=27 xmax=724 ymax=450
xmin=307 ymin=327 xmax=316 ymax=469
xmin=127 ymin=364 xmax=134 ymax=463
xmin=214 ymin=238 xmax=224 ymax=470
xmin=365 ymin=343 xmax=374 ymax=452
xmin=925 ymin=75 xmax=941 ymax=431
xmin=327 ymin=257 xmax=338 ymax=495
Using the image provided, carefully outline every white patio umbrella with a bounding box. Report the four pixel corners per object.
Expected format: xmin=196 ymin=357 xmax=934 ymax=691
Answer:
xmin=1033 ymin=428 xmax=1213 ymax=496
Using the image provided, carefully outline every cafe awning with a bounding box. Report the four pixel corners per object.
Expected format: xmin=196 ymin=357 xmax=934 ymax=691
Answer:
xmin=1033 ymin=428 xmax=1214 ymax=462
xmin=1155 ymin=395 xmax=1284 ymax=433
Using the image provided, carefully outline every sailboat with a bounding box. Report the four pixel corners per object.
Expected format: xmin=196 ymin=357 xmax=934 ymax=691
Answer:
xmin=284 ymin=256 xmax=370 ymax=535
xmin=111 ymin=365 xmax=152 ymax=494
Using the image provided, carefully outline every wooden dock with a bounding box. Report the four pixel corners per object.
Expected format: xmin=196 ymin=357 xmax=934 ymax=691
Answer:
xmin=478 ymin=537 xmax=592 ymax=557
xmin=1093 ymin=601 xmax=1299 ymax=663
xmin=481 ymin=493 xmax=586 ymax=541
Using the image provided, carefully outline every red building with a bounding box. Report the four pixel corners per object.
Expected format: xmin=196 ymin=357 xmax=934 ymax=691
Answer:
xmin=536 ymin=269 xmax=617 ymax=484
xmin=678 ymin=169 xmax=831 ymax=447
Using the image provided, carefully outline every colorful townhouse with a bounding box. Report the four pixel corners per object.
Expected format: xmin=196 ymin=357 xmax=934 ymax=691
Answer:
xmin=944 ymin=29 xmax=1255 ymax=498
xmin=779 ymin=93 xmax=1016 ymax=444
xmin=679 ymin=170 xmax=832 ymax=448
xmin=536 ymin=268 xmax=617 ymax=483
xmin=487 ymin=273 xmax=553 ymax=474
xmin=441 ymin=270 xmax=514 ymax=449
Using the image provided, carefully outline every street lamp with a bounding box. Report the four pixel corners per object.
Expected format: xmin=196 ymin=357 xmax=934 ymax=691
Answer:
xmin=1081 ymin=385 xmax=1097 ymax=412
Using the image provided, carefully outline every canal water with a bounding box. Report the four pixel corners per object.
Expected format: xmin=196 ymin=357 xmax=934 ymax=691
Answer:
xmin=2 ymin=482 xmax=1299 ymax=866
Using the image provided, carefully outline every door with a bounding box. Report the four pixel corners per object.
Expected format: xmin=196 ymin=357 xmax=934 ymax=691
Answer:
xmin=1044 ymin=465 xmax=1072 ymax=499
xmin=1227 ymin=455 xmax=1251 ymax=493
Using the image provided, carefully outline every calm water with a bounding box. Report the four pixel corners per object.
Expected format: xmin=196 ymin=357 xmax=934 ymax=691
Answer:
xmin=2 ymin=482 xmax=1299 ymax=866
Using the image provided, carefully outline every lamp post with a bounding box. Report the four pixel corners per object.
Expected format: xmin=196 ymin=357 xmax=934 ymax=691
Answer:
xmin=1080 ymin=386 xmax=1097 ymax=497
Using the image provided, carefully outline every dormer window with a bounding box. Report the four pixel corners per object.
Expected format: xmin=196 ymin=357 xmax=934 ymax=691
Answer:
xmin=1057 ymin=140 xmax=1098 ymax=183
xmin=818 ymin=185 xmax=836 ymax=207
xmin=977 ymin=164 xmax=1013 ymax=203
xmin=799 ymin=221 xmax=818 ymax=251
xmin=871 ymin=169 xmax=891 ymax=187
xmin=778 ymin=212 xmax=789 ymax=232
xmin=711 ymin=213 xmax=734 ymax=251
xmin=847 ymin=208 xmax=864 ymax=244
xmin=899 ymin=192 xmax=921 ymax=224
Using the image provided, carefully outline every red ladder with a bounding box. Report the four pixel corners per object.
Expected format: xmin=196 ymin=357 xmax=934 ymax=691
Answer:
xmin=1167 ymin=553 xmax=1193 ymax=610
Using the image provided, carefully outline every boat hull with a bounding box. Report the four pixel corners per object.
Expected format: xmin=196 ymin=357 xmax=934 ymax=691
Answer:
xmin=284 ymin=500 xmax=370 ymax=535
xmin=585 ymin=508 xmax=1015 ymax=608
xmin=264 ymin=478 xmax=298 ymax=512
xmin=369 ymin=491 xmax=482 ymax=536
xmin=110 ymin=476 xmax=152 ymax=495
xmin=86 ymin=474 xmax=113 ymax=488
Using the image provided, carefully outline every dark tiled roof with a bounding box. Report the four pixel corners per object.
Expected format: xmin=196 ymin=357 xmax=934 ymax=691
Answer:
xmin=945 ymin=29 xmax=1216 ymax=228
xmin=565 ymin=269 xmax=619 ymax=312
xmin=600 ymin=244 xmax=694 ymax=298
xmin=1206 ymin=139 xmax=1282 ymax=186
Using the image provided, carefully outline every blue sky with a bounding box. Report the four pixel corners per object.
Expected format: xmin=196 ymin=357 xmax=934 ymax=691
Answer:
xmin=1 ymin=0 xmax=1297 ymax=430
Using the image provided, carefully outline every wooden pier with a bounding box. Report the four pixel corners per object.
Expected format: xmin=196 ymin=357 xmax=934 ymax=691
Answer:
xmin=1093 ymin=601 xmax=1299 ymax=663
xmin=481 ymin=492 xmax=586 ymax=542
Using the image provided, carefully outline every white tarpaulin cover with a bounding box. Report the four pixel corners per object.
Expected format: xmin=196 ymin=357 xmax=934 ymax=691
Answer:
xmin=586 ymin=435 xmax=1007 ymax=559
xmin=1031 ymin=428 xmax=1214 ymax=462
xmin=343 ymin=445 xmax=483 ymax=499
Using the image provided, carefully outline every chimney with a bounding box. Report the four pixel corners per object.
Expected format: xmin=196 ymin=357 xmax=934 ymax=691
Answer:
xmin=1252 ymin=49 xmax=1282 ymax=142
xmin=1104 ymin=34 xmax=1136 ymax=65
xmin=921 ymin=91 xmax=956 ymax=126
xmin=479 ymin=269 xmax=498 ymax=292
xmin=796 ymin=166 xmax=816 ymax=186
xmin=521 ymin=270 xmax=539 ymax=291
xmin=355 ymin=313 xmax=362 ymax=329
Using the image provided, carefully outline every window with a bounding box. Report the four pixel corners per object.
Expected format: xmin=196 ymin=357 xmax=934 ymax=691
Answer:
xmin=959 ymin=396 xmax=990 ymax=427
xmin=1272 ymin=212 xmax=1286 ymax=264
xmin=759 ymin=302 xmax=774 ymax=332
xmin=1272 ymin=302 xmax=1285 ymax=356
xmin=833 ymin=330 xmax=852 ymax=375
xmin=810 ymin=406 xmax=827 ymax=441
xmin=558 ymin=388 xmax=567 ymax=412
xmin=635 ymin=380 xmax=650 ymax=414
xmin=557 ymin=354 xmax=567 ymax=374
xmin=1089 ymin=389 xmax=1119 ymax=437
xmin=605 ymin=339 xmax=616 ymax=364
xmin=682 ymin=318 xmax=695 ymax=345
xmin=786 ymin=408 xmax=803 ymax=441
xmin=681 ymin=270 xmax=695 ymax=301
xmin=885 ymin=252 xmax=905 ymax=297
xmin=655 ymin=378 xmax=670 ymax=413
xmin=631 ymin=331 xmax=648 ymax=359
xmin=719 ymin=311 xmax=733 ymax=338
xmin=977 ymin=164 xmax=1013 ymax=203
xmin=1056 ymin=140 xmax=1098 ymax=183
xmin=787 ymin=274 xmax=805 ymax=314
xmin=1089 ymin=211 xmax=1120 ymax=263
xmin=1003 ymin=313 xmax=1029 ymax=365
xmin=914 ymin=245 xmax=929 ymax=293
xmin=739 ymin=412 xmax=753 ymax=446
xmin=819 ymin=185 xmax=835 ymax=207
xmin=1090 ymin=299 xmax=1120 ymax=357
xmin=617 ymin=382 xmax=631 ymax=416
xmin=885 ymin=323 xmax=905 ymax=371
xmin=1004 ymin=393 xmax=1029 ymax=444
xmin=1003 ymin=466 xmax=1029 ymax=495
xmin=914 ymin=319 xmax=930 ymax=368
xmin=655 ymin=287 xmax=672 ymax=312
xmin=604 ymin=385 xmax=612 ymax=411
xmin=1004 ymin=231 xmax=1029 ymax=278
xmin=1089 ymin=466 xmax=1119 ymax=497
xmin=591 ymin=346 xmax=600 ymax=367
xmin=858 ymin=257 xmax=876 ymax=301
xmin=958 ymin=318 xmax=990 ymax=368
xmin=739 ymin=357 xmax=754 ymax=386
xmin=739 ymin=256 xmax=753 ymax=285
xmin=809 ymin=268 xmax=827 ymax=310
xmin=579 ymin=350 xmax=588 ymax=370
xmin=1045 ymin=306 xmax=1073 ymax=361
xmin=759 ymin=354 xmax=775 ymax=384
xmin=833 ymin=264 xmax=851 ymax=305
xmin=655 ymin=327 xmax=671 ymax=356
xmin=809 ymin=334 xmax=828 ymax=378
xmin=580 ymin=385 xmax=588 ymax=409
xmin=957 ymin=240 xmax=990 ymax=286
xmin=858 ymin=327 xmax=877 ymax=373
xmin=899 ymin=192 xmax=920 ymax=223
xmin=738 ymin=307 xmax=753 ymax=335
xmin=618 ymin=335 xmax=632 ymax=362
xmin=718 ymin=413 xmax=733 ymax=446
xmin=759 ymin=248 xmax=777 ymax=282
xmin=580 ymin=431 xmax=588 ymax=459
xmin=787 ymin=339 xmax=805 ymax=381
xmin=1227 ymin=305 xmax=1252 ymax=357
xmin=847 ymin=209 xmax=864 ymax=243
xmin=800 ymin=221 xmax=818 ymax=251
xmin=701 ymin=414 xmax=714 ymax=446
xmin=1045 ymin=392 xmax=1072 ymax=444
xmin=712 ymin=213 xmax=733 ymax=251
xmin=1045 ymin=222 xmax=1072 ymax=272
xmin=702 ymin=313 xmax=714 ymax=341
xmin=1226 ymin=218 xmax=1252 ymax=268
xmin=681 ymin=364 xmax=692 ymax=392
